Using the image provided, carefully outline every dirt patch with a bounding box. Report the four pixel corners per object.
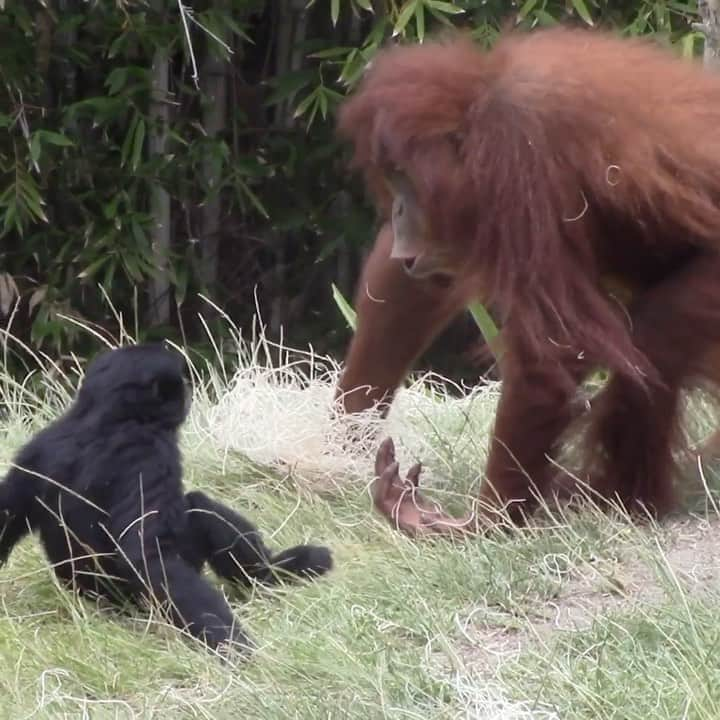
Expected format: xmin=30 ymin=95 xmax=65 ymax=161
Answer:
xmin=657 ymin=515 xmax=720 ymax=586
xmin=453 ymin=516 xmax=720 ymax=673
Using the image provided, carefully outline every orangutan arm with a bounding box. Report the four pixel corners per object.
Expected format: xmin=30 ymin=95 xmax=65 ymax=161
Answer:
xmin=336 ymin=224 xmax=471 ymax=415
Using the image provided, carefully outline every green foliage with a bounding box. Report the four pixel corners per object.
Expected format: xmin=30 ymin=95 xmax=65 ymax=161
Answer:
xmin=0 ymin=0 xmax=703 ymax=369
xmin=331 ymin=283 xmax=357 ymax=331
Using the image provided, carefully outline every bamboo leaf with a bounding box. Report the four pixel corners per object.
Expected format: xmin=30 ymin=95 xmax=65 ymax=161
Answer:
xmin=332 ymin=283 xmax=357 ymax=331
xmin=393 ymin=1 xmax=418 ymax=37
xmin=265 ymin=70 xmax=314 ymax=105
xmin=318 ymin=89 xmax=329 ymax=119
xmin=18 ymin=175 xmax=48 ymax=223
xmin=2 ymin=202 xmax=17 ymax=237
xmin=121 ymin=111 xmax=139 ymax=168
xmin=130 ymin=218 xmax=148 ymax=250
xmin=107 ymin=34 xmax=127 ymax=59
xmin=467 ymin=301 xmax=499 ymax=343
xmin=131 ymin=118 xmax=146 ymax=171
xmin=294 ymin=88 xmax=319 ymax=119
xmin=426 ymin=1 xmax=465 ymax=13
xmin=221 ymin=15 xmax=252 ymax=42
xmin=103 ymin=195 xmax=121 ymax=220
xmin=38 ymin=131 xmax=73 ymax=147
xmin=28 ymin=286 xmax=47 ymax=315
xmin=681 ymin=32 xmax=697 ymax=58
xmin=235 ymin=178 xmax=269 ymax=219
xmin=0 ymin=272 xmax=19 ymax=316
xmin=570 ymin=0 xmax=594 ymax=26
xmin=123 ymin=254 xmax=144 ymax=282
xmin=534 ymin=9 xmax=558 ymax=25
xmin=517 ymin=0 xmax=538 ymax=21
xmin=102 ymin=260 xmax=117 ymax=291
xmin=309 ymin=46 xmax=354 ymax=59
xmin=340 ymin=50 xmax=366 ymax=86
xmin=174 ymin=263 xmax=189 ymax=306
xmin=415 ymin=2 xmax=425 ymax=42
xmin=105 ymin=67 xmax=128 ymax=95
xmin=29 ymin=134 xmax=42 ymax=166
xmin=77 ymin=256 xmax=109 ymax=280
xmin=467 ymin=301 xmax=504 ymax=361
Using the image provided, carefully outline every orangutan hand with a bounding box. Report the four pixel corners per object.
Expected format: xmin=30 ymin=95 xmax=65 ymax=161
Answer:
xmin=371 ymin=437 xmax=480 ymax=538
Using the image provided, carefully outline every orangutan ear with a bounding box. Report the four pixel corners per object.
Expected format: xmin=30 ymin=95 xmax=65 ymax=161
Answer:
xmin=384 ymin=170 xmax=428 ymax=260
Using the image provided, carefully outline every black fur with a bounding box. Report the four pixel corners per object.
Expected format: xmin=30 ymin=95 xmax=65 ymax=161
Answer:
xmin=0 ymin=343 xmax=332 ymax=652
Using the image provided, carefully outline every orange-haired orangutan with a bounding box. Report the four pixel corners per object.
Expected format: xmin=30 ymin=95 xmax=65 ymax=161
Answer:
xmin=335 ymin=27 xmax=720 ymax=537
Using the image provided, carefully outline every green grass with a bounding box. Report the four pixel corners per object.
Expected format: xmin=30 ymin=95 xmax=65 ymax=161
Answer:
xmin=1 ymin=324 xmax=720 ymax=719
xmin=501 ymin=595 xmax=720 ymax=719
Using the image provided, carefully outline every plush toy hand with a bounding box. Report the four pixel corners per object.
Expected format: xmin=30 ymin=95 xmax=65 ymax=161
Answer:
xmin=371 ymin=437 xmax=478 ymax=538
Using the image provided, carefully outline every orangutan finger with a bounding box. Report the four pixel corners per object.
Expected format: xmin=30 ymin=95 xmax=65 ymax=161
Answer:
xmin=372 ymin=460 xmax=400 ymax=504
xmin=375 ymin=437 xmax=396 ymax=477
xmin=381 ymin=460 xmax=399 ymax=478
xmin=406 ymin=463 xmax=422 ymax=487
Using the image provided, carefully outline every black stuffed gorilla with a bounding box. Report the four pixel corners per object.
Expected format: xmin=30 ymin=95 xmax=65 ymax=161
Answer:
xmin=0 ymin=343 xmax=332 ymax=653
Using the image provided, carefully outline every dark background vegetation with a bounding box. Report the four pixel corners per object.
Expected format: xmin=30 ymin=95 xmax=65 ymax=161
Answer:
xmin=0 ymin=0 xmax=703 ymax=380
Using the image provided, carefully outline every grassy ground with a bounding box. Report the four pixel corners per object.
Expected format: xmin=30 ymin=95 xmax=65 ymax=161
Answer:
xmin=1 ymin=329 xmax=720 ymax=719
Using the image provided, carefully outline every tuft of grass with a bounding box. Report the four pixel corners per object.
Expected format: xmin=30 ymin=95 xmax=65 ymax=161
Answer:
xmin=1 ymin=307 xmax=720 ymax=718
xmin=500 ymin=593 xmax=720 ymax=719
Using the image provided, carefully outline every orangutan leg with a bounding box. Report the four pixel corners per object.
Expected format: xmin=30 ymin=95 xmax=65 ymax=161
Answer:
xmin=336 ymin=224 xmax=471 ymax=415
xmin=586 ymin=254 xmax=720 ymax=516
